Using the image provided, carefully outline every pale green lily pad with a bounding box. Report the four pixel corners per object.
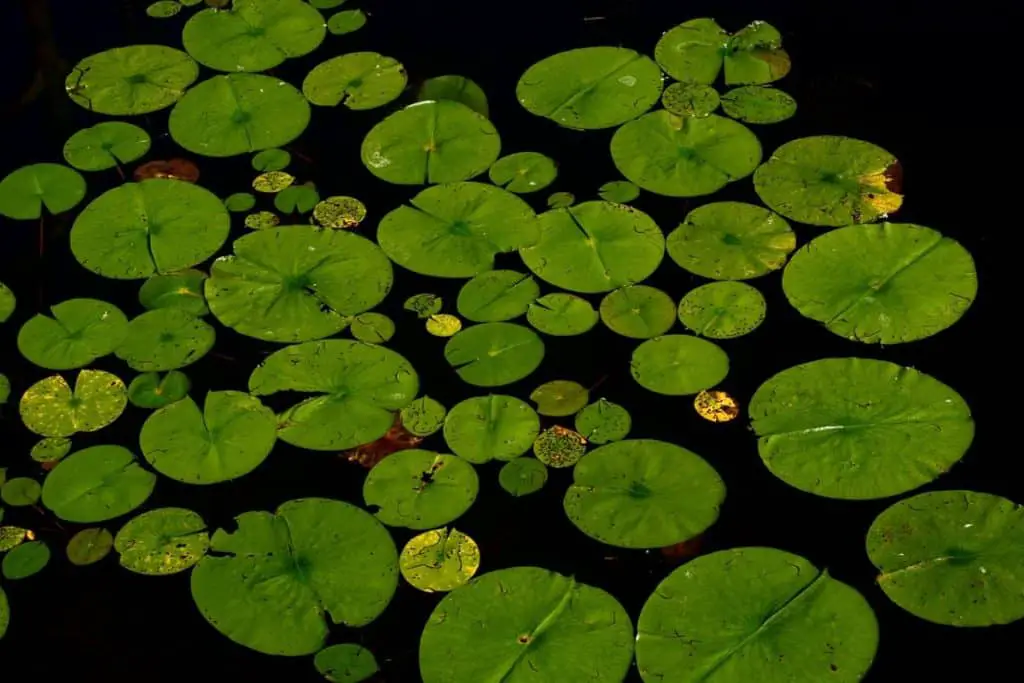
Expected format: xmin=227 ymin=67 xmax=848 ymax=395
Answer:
xmin=0 ymin=527 xmax=29 ymax=552
xmin=575 ymin=399 xmax=631 ymax=444
xmin=115 ymin=507 xmax=210 ymax=575
xmin=146 ymin=1 xmax=181 ymax=18
xmin=17 ymin=298 xmax=128 ymax=370
xmin=516 ymin=46 xmax=663 ymax=130
xmin=678 ymin=281 xmax=767 ymax=339
xmin=115 ymin=309 xmax=215 ymax=371
xmin=600 ymin=285 xmax=676 ymax=339
xmin=400 ymin=528 xmax=479 ymax=593
xmin=630 ymin=335 xmax=729 ymax=396
xmin=350 ymin=313 xmax=395 ymax=344
xmin=750 ymin=358 xmax=975 ymax=500
xmin=63 ymin=122 xmax=151 ymax=171
xmin=457 ymin=270 xmax=539 ymax=322
xmin=654 ymin=19 xmax=791 ymax=86
xmin=782 ymin=223 xmax=976 ymax=344
xmin=418 ymin=75 xmax=489 ymax=117
xmin=597 ymin=180 xmax=639 ymax=203
xmin=636 ymin=547 xmax=877 ymax=683
xmin=170 ymin=74 xmax=311 ymax=157
xmin=499 ymin=457 xmax=548 ymax=496
xmin=31 ymin=437 xmax=72 ymax=463
xmin=0 ymin=163 xmax=86 ymax=220
xmin=303 ymin=52 xmax=406 ymax=109
xmin=71 ymin=179 xmax=230 ymax=280
xmin=488 ymin=152 xmax=558 ymax=194
xmin=274 ymin=185 xmax=320 ymax=214
xmin=564 ymin=439 xmax=724 ymax=548
xmin=0 ymin=282 xmax=14 ymax=323
xmin=327 ymin=9 xmax=366 ymax=35
xmin=225 ymin=192 xmax=257 ymax=212
xmin=138 ymin=269 xmax=209 ymax=316
xmin=128 ymin=371 xmax=191 ymax=409
xmin=20 ymin=370 xmax=127 ymax=437
xmin=400 ymin=396 xmax=446 ymax=437
xmin=443 ymin=394 xmax=540 ymax=463
xmin=1 ymin=478 xmax=41 ymax=506
xmin=721 ymin=85 xmax=797 ymax=123
xmin=444 ymin=322 xmax=544 ymax=387
xmin=315 ymin=643 xmax=380 ymax=683
xmin=252 ymin=148 xmax=291 ymax=172
xmin=2 ymin=541 xmax=50 ymax=580
xmin=404 ymin=293 xmax=443 ymax=319
xmin=254 ymin=170 xmax=296 ymax=193
xmin=191 ymin=498 xmax=398 ymax=655
xmin=249 ymin=340 xmax=419 ymax=450
xmin=66 ymin=528 xmax=114 ymax=566
xmin=361 ymin=100 xmax=500 ymax=185
xmin=610 ymin=111 xmax=762 ymax=197
xmin=42 ymin=445 xmax=156 ymax=523
xmin=533 ymin=426 xmax=587 ymax=468
xmin=661 ymin=82 xmax=720 ymax=117
xmin=65 ymin=45 xmax=198 ymax=115
xmin=530 ymin=380 xmax=589 ymax=417
xmin=363 ymin=450 xmax=479 ymax=530
xmin=244 ymin=211 xmax=280 ymax=229
xmin=520 ymin=201 xmax=664 ymax=294
xmin=526 ymin=293 xmax=598 ymax=336
xmin=546 ymin=191 xmax=575 ymax=209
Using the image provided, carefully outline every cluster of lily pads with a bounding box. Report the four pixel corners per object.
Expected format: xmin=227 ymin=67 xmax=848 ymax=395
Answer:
xmin=0 ymin=2 xmax=1012 ymax=682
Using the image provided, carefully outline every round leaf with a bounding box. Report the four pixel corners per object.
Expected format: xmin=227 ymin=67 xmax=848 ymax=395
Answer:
xmin=17 ymin=298 xmax=128 ymax=370
xmin=529 ymin=380 xmax=589 ymax=417
xmin=533 ymin=426 xmax=586 ymax=468
xmin=400 ymin=527 xmax=480 ymax=593
xmin=526 ymin=293 xmax=598 ymax=336
xmin=128 ymin=371 xmax=190 ymax=409
xmin=350 ymin=312 xmax=395 ymax=344
xmin=1 ymin=478 xmax=41 ymax=506
xmin=20 ymin=370 xmax=127 ymax=438
xmin=599 ymin=285 xmax=676 ymax=339
xmin=426 ymin=314 xmax=463 ymax=337
xmin=498 ymin=457 xmax=548 ymax=497
xmin=661 ymin=82 xmax=720 ymax=117
xmin=251 ymin=148 xmax=291 ymax=172
xmin=597 ymin=180 xmax=639 ymax=203
xmin=274 ymin=185 xmax=320 ymax=214
xmin=363 ymin=450 xmax=478 ymax=530
xmin=225 ymin=192 xmax=256 ymax=212
xmin=303 ymin=52 xmax=407 ymax=109
xmin=313 ymin=195 xmax=366 ymax=228
xmin=400 ymin=396 xmax=447 ymax=437
xmin=63 ymin=122 xmax=151 ymax=171
xmin=630 ymin=335 xmax=729 ymax=396
xmin=547 ymin=191 xmax=574 ymax=209
xmin=444 ymin=322 xmax=544 ymax=387
xmin=65 ymin=45 xmax=198 ymax=115
xmin=31 ymin=437 xmax=72 ymax=464
xmin=418 ymin=75 xmax=489 ymax=117
xmin=67 ymin=528 xmax=114 ymax=566
xmin=0 ymin=163 xmax=86 ymax=220
xmin=253 ymin=170 xmax=296 ymax=193
xmin=654 ymin=19 xmax=791 ymax=86
xmin=42 ymin=445 xmax=156 ymax=523
xmin=444 ymin=394 xmax=540 ymax=463
xmin=327 ymin=9 xmax=366 ymax=35
xmin=115 ymin=507 xmax=210 ymax=575
xmin=677 ymin=281 xmax=767 ymax=339
xmin=575 ymin=399 xmax=631 ymax=444
xmin=488 ymin=152 xmax=558 ymax=194
xmin=2 ymin=541 xmax=50 ymax=580
xmin=721 ymin=85 xmax=797 ymax=124
xmin=146 ymin=1 xmax=181 ymax=18
xmin=457 ymin=270 xmax=539 ymax=322
xmin=138 ymin=269 xmax=209 ymax=316
xmin=116 ymin=308 xmax=215 ymax=371
xmin=315 ymin=643 xmax=380 ymax=683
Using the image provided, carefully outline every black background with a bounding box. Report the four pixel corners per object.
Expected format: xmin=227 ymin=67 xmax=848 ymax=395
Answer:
xmin=0 ymin=0 xmax=1015 ymax=681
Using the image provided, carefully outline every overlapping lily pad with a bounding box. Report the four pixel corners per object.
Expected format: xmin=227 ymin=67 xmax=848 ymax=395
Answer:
xmin=115 ymin=308 xmax=215 ymax=371
xmin=65 ymin=45 xmax=199 ymax=115
xmin=456 ymin=270 xmax=539 ymax=322
xmin=363 ymin=450 xmax=479 ymax=529
xmin=630 ymin=335 xmax=729 ymax=396
xmin=0 ymin=163 xmax=86 ymax=220
xmin=303 ymin=52 xmax=407 ymax=109
xmin=444 ymin=322 xmax=545 ymax=387
xmin=443 ymin=394 xmax=540 ymax=463
xmin=20 ymin=370 xmax=127 ymax=437
xmin=138 ymin=269 xmax=209 ymax=316
xmin=654 ymin=18 xmax=791 ymax=86
xmin=17 ymin=298 xmax=128 ymax=370
xmin=63 ymin=122 xmax=151 ymax=171
xmin=42 ymin=445 xmax=156 ymax=523
xmin=418 ymin=75 xmax=489 ymax=117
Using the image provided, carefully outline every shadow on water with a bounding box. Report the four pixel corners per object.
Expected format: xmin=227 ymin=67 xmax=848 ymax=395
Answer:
xmin=0 ymin=0 xmax=1015 ymax=680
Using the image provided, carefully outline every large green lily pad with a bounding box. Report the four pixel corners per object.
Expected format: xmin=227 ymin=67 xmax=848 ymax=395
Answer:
xmin=677 ymin=281 xmax=767 ymax=339
xmin=363 ymin=450 xmax=479 ymax=530
xmin=115 ymin=507 xmax=209 ymax=575
xmin=654 ymin=19 xmax=791 ymax=86
xmin=564 ymin=439 xmax=724 ymax=548
xmin=17 ymin=298 xmax=128 ymax=370
xmin=115 ymin=309 xmax=215 ymax=371
xmin=444 ymin=322 xmax=544 ymax=387
xmin=20 ymin=370 xmax=127 ymax=437
xmin=65 ymin=45 xmax=199 ymax=115
xmin=456 ymin=270 xmax=539 ymax=322
xmin=782 ymin=223 xmax=977 ymax=344
xmin=749 ymin=358 xmax=974 ymax=499
xmin=0 ymin=163 xmax=86 ymax=220
xmin=249 ymin=340 xmax=418 ymax=450
xmin=191 ymin=498 xmax=398 ymax=655
xmin=303 ymin=52 xmax=407 ymax=109
xmin=526 ymin=294 xmax=599 ymax=336
xmin=443 ymin=394 xmax=540 ymax=463
xmin=41 ymin=445 xmax=156 ymax=523
xmin=600 ymin=285 xmax=676 ymax=339
xmin=516 ymin=46 xmax=663 ymax=130
xmin=630 ymin=335 xmax=729 ymax=396
xmin=636 ymin=547 xmax=878 ymax=683
xmin=63 ymin=122 xmax=151 ymax=171
xmin=205 ymin=226 xmax=392 ymax=342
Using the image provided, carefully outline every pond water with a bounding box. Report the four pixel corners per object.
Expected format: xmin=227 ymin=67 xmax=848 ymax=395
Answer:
xmin=0 ymin=0 xmax=1014 ymax=681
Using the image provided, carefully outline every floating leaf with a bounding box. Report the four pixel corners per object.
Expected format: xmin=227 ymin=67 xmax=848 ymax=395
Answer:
xmin=600 ymin=285 xmax=676 ymax=339
xmin=30 ymin=437 xmax=72 ymax=463
xmin=677 ymin=281 xmax=766 ymax=339
xmin=530 ymin=380 xmax=589 ymax=417
xmin=418 ymin=75 xmax=489 ymax=117
xmin=444 ymin=322 xmax=544 ymax=387
xmin=400 ymin=396 xmax=446 ymax=437
xmin=252 ymin=171 xmax=295 ymax=193
xmin=313 ymin=196 xmax=366 ymax=228
xmin=63 ymin=122 xmax=151 ymax=171
xmin=65 ymin=45 xmax=198 ymax=115
xmin=654 ymin=18 xmax=791 ymax=86
xmin=575 ymin=399 xmax=631 ymax=444
xmin=0 ymin=586 xmax=6 ymax=639
xmin=546 ymin=191 xmax=574 ymax=209
xmin=42 ymin=445 xmax=156 ymax=523
xmin=2 ymin=541 xmax=50 ymax=580
xmin=138 ymin=269 xmax=209 ymax=316
xmin=308 ymin=0 xmax=345 ymax=8
xmin=498 ymin=458 xmax=548 ymax=496
xmin=20 ymin=370 xmax=127 ymax=438
xmin=0 ymin=375 xmax=8 ymax=405
xmin=533 ymin=426 xmax=586 ymax=468
xmin=327 ymin=9 xmax=366 ymax=35
xmin=526 ymin=293 xmax=598 ymax=336
xmin=749 ymin=357 xmax=974 ymax=499
xmin=488 ymin=152 xmax=558 ymax=193
xmin=244 ymin=211 xmax=280 ymax=229
xmin=0 ymin=163 xmax=86 ymax=220
xmin=400 ymin=527 xmax=480 ymax=592
xmin=115 ymin=507 xmax=209 ymax=575
xmin=364 ymin=450 xmax=478 ymax=529
xmin=721 ymin=85 xmax=797 ymax=123
xmin=404 ymin=293 xmax=443 ymax=319
xmin=303 ymin=52 xmax=407 ymax=109
xmin=17 ymin=298 xmax=128 ymax=370
xmin=1 ymin=478 xmax=41 ymax=506
xmin=251 ymin=148 xmax=291 ymax=172
xmin=694 ymin=389 xmax=740 ymax=422
xmin=630 ymin=335 xmax=729 ymax=396
xmin=350 ymin=312 xmax=395 ymax=344
xmin=66 ymin=528 xmax=114 ymax=566
xmin=425 ymin=314 xmax=462 ymax=337
xmin=273 ymin=184 xmax=320 ymax=214
xmin=115 ymin=309 xmax=215 ymax=371
xmin=146 ymin=1 xmax=181 ymax=18
xmin=444 ymin=395 xmax=539 ymax=464
xmin=315 ymin=643 xmax=380 ymax=683
xmin=128 ymin=371 xmax=191 ymax=409
xmin=457 ymin=270 xmax=539 ymax=322
xmin=0 ymin=282 xmax=14 ymax=323
xmin=597 ymin=180 xmax=639 ymax=203
xmin=661 ymin=82 xmax=720 ymax=117
xmin=225 ymin=192 xmax=256 ymax=212
xmin=0 ymin=527 xmax=31 ymax=552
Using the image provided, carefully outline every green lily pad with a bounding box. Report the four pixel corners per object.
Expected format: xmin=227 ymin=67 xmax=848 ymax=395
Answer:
xmin=65 ymin=45 xmax=199 ymax=115
xmin=140 ymin=391 xmax=277 ymax=484
xmin=0 ymin=163 xmax=86 ymax=220
xmin=444 ymin=322 xmax=544 ymax=387
xmin=533 ymin=426 xmax=586 ymax=468
xmin=1 ymin=478 xmax=41 ymax=506
xmin=128 ymin=371 xmax=191 ymax=409
xmin=867 ymin=490 xmax=1024 ymax=627
xmin=520 ymin=201 xmax=664 ymax=294
xmin=636 ymin=547 xmax=877 ymax=683
xmin=661 ymin=82 xmax=720 ymax=117
xmin=115 ymin=309 xmax=215 ymax=371
xmin=782 ymin=223 xmax=976 ymax=344
xmin=0 ymin=587 xmax=6 ymax=638
xmin=753 ymin=136 xmax=903 ymax=226
xmin=749 ymin=357 xmax=975 ymax=500
xmin=191 ymin=498 xmax=398 ymax=655
xmin=443 ymin=394 xmax=540 ymax=463
xmin=575 ymin=399 xmax=631 ymax=444
xmin=363 ymin=450 xmax=479 ymax=530
xmin=498 ymin=457 xmax=548 ymax=496
xmin=225 ymin=192 xmax=257 ymax=212
xmin=546 ymin=191 xmax=575 ymax=209
xmin=721 ymin=85 xmax=797 ymax=123
xmin=63 ymin=122 xmax=151 ymax=171
xmin=42 ymin=445 xmax=156 ymax=523
xmin=378 ymin=182 xmax=539 ymax=278
xmin=350 ymin=313 xmax=395 ymax=344
xmin=146 ymin=1 xmax=181 ymax=18
xmin=610 ymin=111 xmax=762 ymax=197
xmin=526 ymin=293 xmax=598 ymax=336
xmin=315 ymin=643 xmax=380 ymax=683
xmin=303 ymin=52 xmax=406 ymax=109
xmin=419 ymin=567 xmax=634 ymax=683
xmin=678 ymin=281 xmax=767 ymax=339
xmin=17 ymin=298 xmax=128 ymax=370
xmin=600 ymin=285 xmax=676 ymax=339
xmin=361 ymin=100 xmax=500 ymax=184
xmin=400 ymin=528 xmax=480 ymax=593
xmin=71 ymin=179 xmax=230 ymax=280
xmin=327 ymin=9 xmax=366 ymax=35
xmin=530 ymin=380 xmax=589 ymax=417
xmin=30 ymin=437 xmax=72 ymax=463
xmin=244 ymin=211 xmax=280 ymax=229
xmin=309 ymin=0 xmax=345 ymax=7
xmin=249 ymin=340 xmax=419 ymax=450
xmin=20 ymin=370 xmax=127 ymax=437
xmin=115 ymin=507 xmax=210 ymax=575
xmin=0 ymin=527 xmax=29 ymax=552
xmin=666 ymin=201 xmax=795 ymax=280
xmin=170 ymin=74 xmax=311 ymax=157
xmin=404 ymin=293 xmax=443 ymax=318
xmin=488 ymin=152 xmax=558 ymax=194
xmin=138 ymin=269 xmax=209 ymax=316
xmin=0 ymin=374 xmax=8 ymax=404
xmin=66 ymin=528 xmax=114 ymax=566
xmin=630 ymin=335 xmax=729 ymax=396
xmin=2 ymin=541 xmax=50 ymax=580
xmin=0 ymin=282 xmax=14 ymax=322
xmin=206 ymin=226 xmax=392 ymax=342
xmin=182 ymin=0 xmax=325 ymax=72
xmin=564 ymin=439 xmax=724 ymax=548
xmin=516 ymin=46 xmax=663 ymax=130
xmin=274 ymin=185 xmax=320 ymax=214
xmin=597 ymin=180 xmax=639 ymax=203
xmin=654 ymin=18 xmax=791 ymax=86
xmin=251 ymin=148 xmax=291 ymax=172
xmin=456 ymin=270 xmax=539 ymax=322
xmin=400 ymin=396 xmax=446 ymax=437
xmin=418 ymin=75 xmax=489 ymax=117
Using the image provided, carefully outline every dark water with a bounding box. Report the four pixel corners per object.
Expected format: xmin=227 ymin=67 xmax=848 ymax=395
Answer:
xmin=0 ymin=0 xmax=1014 ymax=680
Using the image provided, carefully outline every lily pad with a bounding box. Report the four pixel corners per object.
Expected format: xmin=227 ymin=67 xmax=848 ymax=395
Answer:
xmin=600 ymin=285 xmax=676 ymax=339
xmin=146 ymin=1 xmax=181 ymax=18
xmin=138 ymin=269 xmax=209 ymax=316
xmin=426 ymin=314 xmax=462 ymax=337
xmin=677 ymin=281 xmax=767 ymax=339
xmin=71 ymin=179 xmax=230 ymax=280
xmin=274 ymin=185 xmax=320 ymax=214
xmin=327 ymin=9 xmax=366 ymax=35
xmin=547 ymin=191 xmax=575 ymax=209
xmin=498 ymin=457 xmax=548 ymax=497
xmin=30 ymin=437 xmax=72 ymax=464
xmin=20 ymin=370 xmax=128 ymax=438
xmin=456 ymin=270 xmax=539 ymax=322
xmin=630 ymin=335 xmax=729 ymax=396
xmin=303 ymin=52 xmax=406 ymax=109
xmin=350 ymin=313 xmax=395 ymax=344
xmin=749 ymin=357 xmax=975 ymax=499
xmin=170 ymin=74 xmax=311 ymax=157
xmin=516 ymin=46 xmax=663 ymax=130
xmin=721 ymin=85 xmax=797 ymax=124
xmin=520 ymin=201 xmax=664 ymax=293
xmin=443 ymin=395 xmax=540 ymax=463
xmin=0 ymin=375 xmax=8 ymax=404
xmin=361 ymin=101 xmax=500 ymax=185
xmin=116 ymin=309 xmax=215 ymax=371
xmin=661 ymin=82 xmax=720 ymax=117
xmin=315 ymin=643 xmax=380 ymax=683
xmin=444 ymin=322 xmax=545 ymax=387
xmin=610 ymin=111 xmax=762 ymax=197
xmin=205 ymin=226 xmax=392 ymax=342
xmin=564 ymin=439 xmax=724 ymax=548
xmin=17 ymin=298 xmax=128 ymax=370
xmin=753 ymin=136 xmax=903 ymax=226
xmin=526 ymin=293 xmax=599 ymax=336
xmin=694 ymin=389 xmax=741 ymax=423
xmin=654 ymin=18 xmax=791 ymax=86
xmin=488 ymin=152 xmax=558 ymax=194
xmin=63 ymin=122 xmax=151 ymax=171
xmin=254 ymin=170 xmax=297 ymax=193
xmin=597 ymin=180 xmax=639 ymax=203
xmin=249 ymin=340 xmax=419 ymax=451
xmin=530 ymin=380 xmax=589 ymax=417
xmin=378 ymin=182 xmax=539 ymax=278
xmin=1 ymin=478 xmax=41 ymax=506
xmin=2 ymin=541 xmax=50 ymax=580
xmin=66 ymin=528 xmax=114 ymax=566
xmin=313 ymin=195 xmax=366 ymax=228
xmin=575 ymin=399 xmax=631 ymax=444
xmin=418 ymin=75 xmax=489 ymax=117
xmin=115 ymin=507 xmax=210 ymax=575
xmin=0 ymin=163 xmax=87 ymax=220
xmin=400 ymin=528 xmax=480 ymax=593
xmin=0 ymin=282 xmax=14 ymax=322
xmin=405 ymin=294 xmax=443 ymax=318
xmin=251 ymin=148 xmax=291 ymax=172
xmin=533 ymin=426 xmax=586 ymax=468
xmin=225 ymin=192 xmax=256 ymax=212
xmin=190 ymin=498 xmax=398 ymax=655
xmin=636 ymin=547 xmax=878 ymax=683
xmin=244 ymin=210 xmax=280 ymax=229
xmin=866 ymin=490 xmax=1024 ymax=627
xmin=65 ymin=45 xmax=198 ymax=115
xmin=400 ymin=396 xmax=447 ymax=437
xmin=364 ymin=450 xmax=478 ymax=530
xmin=128 ymin=371 xmax=190 ymax=409
xmin=42 ymin=445 xmax=156 ymax=523
xmin=666 ymin=201 xmax=795 ymax=280
xmin=419 ymin=567 xmax=634 ymax=683
xmin=782 ymin=223 xmax=977 ymax=344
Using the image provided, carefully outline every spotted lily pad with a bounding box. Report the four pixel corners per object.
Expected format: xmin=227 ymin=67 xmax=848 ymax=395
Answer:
xmin=630 ymin=335 xmax=729 ymax=396
xmin=65 ymin=45 xmax=199 ymax=115
xmin=0 ymin=163 xmax=87 ymax=220
xmin=20 ymin=370 xmax=127 ymax=437
xmin=42 ymin=445 xmax=156 ymax=523
xmin=444 ymin=322 xmax=544 ymax=387
xmin=115 ymin=507 xmax=210 ymax=575
xmin=116 ymin=309 xmax=215 ymax=371
xmin=661 ymin=82 xmax=720 ymax=117
xmin=533 ymin=426 xmax=586 ymax=468
xmin=677 ymin=281 xmax=767 ymax=339
xmin=488 ymin=152 xmax=558 ymax=194
xmin=313 ymin=196 xmax=366 ymax=228
xmin=138 ymin=269 xmax=209 ymax=316
xmin=303 ymin=52 xmax=407 ymax=109
xmin=17 ymin=298 xmax=128 ymax=370
xmin=443 ymin=395 xmax=540 ymax=463
xmin=400 ymin=528 xmax=480 ymax=593
xmin=63 ymin=122 xmax=151 ymax=171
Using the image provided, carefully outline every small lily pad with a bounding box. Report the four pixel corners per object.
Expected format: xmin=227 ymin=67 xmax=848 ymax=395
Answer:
xmin=400 ymin=397 xmax=447 ymax=437
xmin=400 ymin=527 xmax=480 ymax=593
xmin=20 ymin=370 xmax=127 ymax=438
xmin=138 ymin=269 xmax=209 ymax=316
xmin=661 ymin=82 xmax=720 ymax=117
xmin=444 ymin=395 xmax=540 ymax=464
xmin=546 ymin=191 xmax=574 ymax=209
xmin=115 ymin=507 xmax=210 ymax=575
xmin=677 ymin=281 xmax=767 ymax=339
xmin=405 ymin=293 xmax=443 ymax=319
xmin=526 ymin=293 xmax=598 ymax=336
xmin=273 ymin=185 xmax=320 ymax=214
xmin=418 ymin=75 xmax=489 ymax=117
xmin=315 ymin=643 xmax=380 ymax=683
xmin=128 ymin=371 xmax=191 ymax=409
xmin=721 ymin=85 xmax=797 ymax=123
xmin=498 ymin=457 xmax=548 ymax=496
xmin=533 ymin=426 xmax=587 ymax=468
xmin=63 ymin=122 xmax=151 ymax=171
xmin=303 ymin=52 xmax=407 ymax=110
xmin=313 ymin=196 xmax=366 ymax=228
xmin=1 ymin=478 xmax=41 ymax=506
xmin=2 ymin=541 xmax=50 ymax=580
xmin=363 ymin=450 xmax=479 ymax=530
xmin=694 ymin=389 xmax=740 ymax=423
xmin=444 ymin=322 xmax=545 ymax=387
xmin=244 ymin=211 xmax=280 ymax=229
xmin=327 ymin=9 xmax=366 ymax=35
xmin=0 ymin=163 xmax=87 ymax=220
xmin=575 ymin=399 xmax=631 ymax=444
xmin=253 ymin=171 xmax=295 ymax=193
xmin=251 ymin=148 xmax=291 ymax=172
xmin=630 ymin=335 xmax=729 ymax=396
xmin=42 ymin=445 xmax=156 ymax=523
xmin=146 ymin=1 xmax=181 ymax=18
xmin=67 ymin=528 xmax=114 ymax=566
xmin=597 ymin=180 xmax=639 ymax=203
xmin=529 ymin=380 xmax=589 ymax=417
xmin=488 ymin=152 xmax=558 ymax=194
xmin=30 ymin=437 xmax=72 ymax=463
xmin=654 ymin=18 xmax=791 ymax=86
xmin=116 ymin=309 xmax=215 ymax=371
xmin=456 ymin=270 xmax=539 ymax=322
xmin=17 ymin=298 xmax=128 ymax=370
xmin=225 ymin=192 xmax=256 ymax=212
xmin=348 ymin=312 xmax=394 ymax=344
xmin=425 ymin=314 xmax=463 ymax=337
xmin=600 ymin=285 xmax=676 ymax=339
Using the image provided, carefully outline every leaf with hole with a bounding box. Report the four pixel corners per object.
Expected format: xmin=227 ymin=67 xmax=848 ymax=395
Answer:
xmin=115 ymin=507 xmax=209 ymax=575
